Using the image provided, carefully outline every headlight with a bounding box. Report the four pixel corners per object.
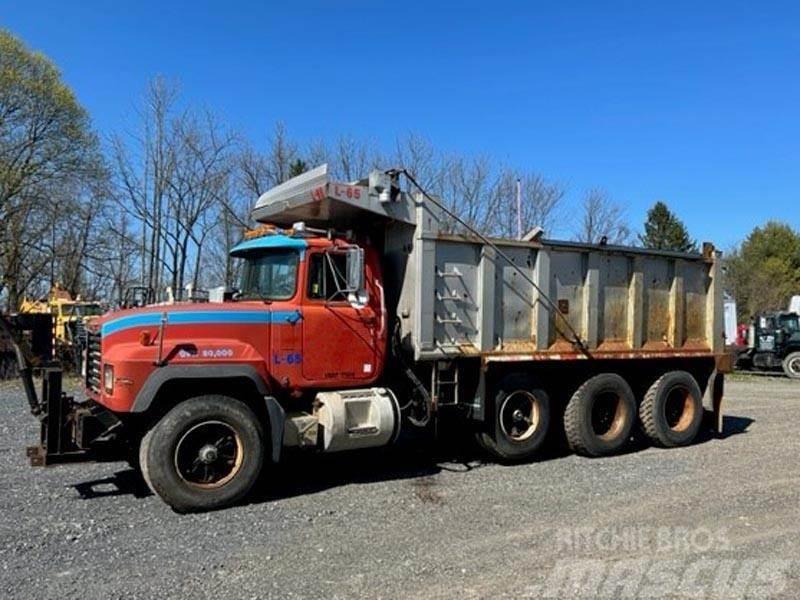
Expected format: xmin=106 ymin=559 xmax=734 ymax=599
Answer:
xmin=103 ymin=364 xmax=114 ymax=394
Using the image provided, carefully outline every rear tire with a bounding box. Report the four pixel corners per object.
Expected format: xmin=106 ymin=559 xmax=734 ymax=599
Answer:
xmin=782 ymin=352 xmax=800 ymax=379
xmin=639 ymin=371 xmax=703 ymax=447
xmin=564 ymin=373 xmax=636 ymax=457
xmin=140 ymin=395 xmax=265 ymax=513
xmin=477 ymin=374 xmax=551 ymax=462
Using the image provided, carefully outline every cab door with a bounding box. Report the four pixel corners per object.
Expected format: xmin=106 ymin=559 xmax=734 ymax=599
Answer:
xmin=301 ymin=248 xmax=377 ymax=384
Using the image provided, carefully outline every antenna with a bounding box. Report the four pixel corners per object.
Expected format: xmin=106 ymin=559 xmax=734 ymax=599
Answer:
xmin=516 ymin=178 xmax=522 ymax=240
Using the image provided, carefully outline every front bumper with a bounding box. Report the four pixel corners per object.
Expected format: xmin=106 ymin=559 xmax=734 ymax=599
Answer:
xmin=27 ymin=367 xmax=123 ymax=466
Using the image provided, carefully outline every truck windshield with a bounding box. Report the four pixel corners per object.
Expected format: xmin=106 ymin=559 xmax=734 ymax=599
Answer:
xmin=780 ymin=315 xmax=799 ymax=333
xmin=69 ymin=304 xmax=104 ymax=317
xmin=239 ymin=250 xmax=299 ymax=300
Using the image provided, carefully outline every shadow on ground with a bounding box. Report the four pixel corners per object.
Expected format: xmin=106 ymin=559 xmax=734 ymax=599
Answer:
xmin=69 ymin=413 xmax=754 ymax=506
xmin=698 ymin=414 xmax=754 ymax=442
xmin=73 ymin=468 xmax=153 ymax=500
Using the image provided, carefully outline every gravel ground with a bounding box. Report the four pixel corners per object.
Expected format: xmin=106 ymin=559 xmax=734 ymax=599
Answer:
xmin=1 ymin=375 xmax=799 ymax=599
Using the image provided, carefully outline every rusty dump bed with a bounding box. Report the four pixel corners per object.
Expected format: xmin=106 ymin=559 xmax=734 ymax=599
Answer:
xmin=253 ymin=164 xmax=725 ymax=363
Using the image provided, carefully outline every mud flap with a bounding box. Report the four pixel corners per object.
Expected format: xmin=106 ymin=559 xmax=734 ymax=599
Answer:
xmin=702 ymin=370 xmax=724 ymax=435
xmin=264 ymin=395 xmax=285 ymax=463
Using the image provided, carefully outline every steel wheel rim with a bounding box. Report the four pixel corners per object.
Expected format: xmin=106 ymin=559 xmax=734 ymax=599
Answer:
xmin=500 ymin=390 xmax=541 ymax=442
xmin=591 ymin=391 xmax=626 ymax=440
xmin=174 ymin=420 xmax=243 ymax=489
xmin=789 ymin=357 xmax=800 ymax=376
xmin=664 ymin=386 xmax=695 ymax=432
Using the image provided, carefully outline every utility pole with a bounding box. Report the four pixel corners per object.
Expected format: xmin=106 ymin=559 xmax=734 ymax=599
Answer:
xmin=516 ymin=178 xmax=522 ymax=240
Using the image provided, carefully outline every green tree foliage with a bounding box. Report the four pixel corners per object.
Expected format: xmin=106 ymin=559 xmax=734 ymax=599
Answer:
xmin=638 ymin=201 xmax=697 ymax=252
xmin=725 ymin=222 xmax=800 ymax=321
xmin=0 ymin=30 xmax=102 ymax=308
xmin=288 ymin=159 xmax=308 ymax=178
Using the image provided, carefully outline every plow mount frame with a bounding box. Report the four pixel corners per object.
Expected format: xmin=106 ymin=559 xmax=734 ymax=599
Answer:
xmin=26 ymin=367 xmax=123 ymax=467
xmin=1 ymin=313 xmax=121 ymax=467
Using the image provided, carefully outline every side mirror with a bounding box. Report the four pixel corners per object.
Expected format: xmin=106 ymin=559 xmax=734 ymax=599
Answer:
xmin=345 ymin=247 xmax=368 ymax=307
xmin=345 ymin=247 xmax=364 ymax=293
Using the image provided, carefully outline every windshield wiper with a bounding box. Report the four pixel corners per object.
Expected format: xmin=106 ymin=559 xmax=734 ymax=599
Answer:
xmin=239 ymin=290 xmax=273 ymax=304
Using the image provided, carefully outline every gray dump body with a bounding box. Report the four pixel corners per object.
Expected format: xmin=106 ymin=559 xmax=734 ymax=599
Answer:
xmin=254 ymin=164 xmax=725 ymax=363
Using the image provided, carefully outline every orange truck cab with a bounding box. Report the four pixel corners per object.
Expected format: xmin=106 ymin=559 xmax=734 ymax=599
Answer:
xmin=89 ymin=230 xmax=387 ymax=414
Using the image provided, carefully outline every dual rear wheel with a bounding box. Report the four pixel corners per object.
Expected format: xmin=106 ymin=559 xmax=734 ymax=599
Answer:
xmin=477 ymin=374 xmax=551 ymax=462
xmin=480 ymin=369 xmax=705 ymax=462
xmin=638 ymin=371 xmax=704 ymax=448
xmin=563 ymin=373 xmax=637 ymax=457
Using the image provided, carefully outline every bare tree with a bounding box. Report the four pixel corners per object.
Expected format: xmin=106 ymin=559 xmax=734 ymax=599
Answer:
xmin=102 ymin=210 xmax=139 ymax=304
xmin=307 ymin=135 xmax=383 ymax=182
xmin=392 ymin=133 xmax=443 ymax=194
xmin=576 ymin=188 xmax=631 ymax=245
xmin=110 ymin=78 xmax=239 ymax=298
xmin=238 ymin=121 xmax=301 ymax=199
xmin=163 ymin=110 xmax=236 ymax=293
xmin=50 ymin=179 xmax=109 ymax=299
xmin=202 ymin=191 xmax=249 ymax=289
xmin=490 ymin=169 xmax=565 ymax=239
xmin=436 ymin=155 xmax=496 ymax=234
xmin=110 ymin=77 xmax=179 ymax=296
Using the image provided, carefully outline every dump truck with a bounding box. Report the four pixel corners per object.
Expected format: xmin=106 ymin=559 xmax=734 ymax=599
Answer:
xmin=735 ymin=310 xmax=800 ymax=378
xmin=5 ymin=165 xmax=730 ymax=512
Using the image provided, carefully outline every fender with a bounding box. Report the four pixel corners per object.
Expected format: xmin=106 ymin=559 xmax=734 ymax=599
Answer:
xmin=132 ymin=364 xmax=285 ymax=462
xmin=783 ymin=343 xmax=800 ymax=357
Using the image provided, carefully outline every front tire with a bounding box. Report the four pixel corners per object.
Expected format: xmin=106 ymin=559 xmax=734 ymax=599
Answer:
xmin=782 ymin=352 xmax=800 ymax=380
xmin=140 ymin=395 xmax=265 ymax=513
xmin=477 ymin=374 xmax=551 ymax=462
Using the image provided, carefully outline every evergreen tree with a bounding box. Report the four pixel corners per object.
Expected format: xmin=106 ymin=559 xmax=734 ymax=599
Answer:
xmin=725 ymin=222 xmax=800 ymax=320
xmin=638 ymin=201 xmax=697 ymax=252
xmin=288 ymin=159 xmax=308 ymax=178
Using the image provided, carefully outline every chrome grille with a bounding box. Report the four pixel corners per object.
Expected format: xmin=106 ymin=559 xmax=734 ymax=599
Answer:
xmin=85 ymin=330 xmax=101 ymax=393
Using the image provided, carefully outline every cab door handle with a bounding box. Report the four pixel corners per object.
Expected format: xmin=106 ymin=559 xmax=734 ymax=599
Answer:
xmin=286 ymin=310 xmax=303 ymax=325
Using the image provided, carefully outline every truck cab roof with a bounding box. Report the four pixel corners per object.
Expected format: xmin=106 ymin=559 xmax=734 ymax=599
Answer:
xmin=230 ymin=233 xmax=308 ymax=256
xmin=229 ymin=228 xmax=338 ymax=257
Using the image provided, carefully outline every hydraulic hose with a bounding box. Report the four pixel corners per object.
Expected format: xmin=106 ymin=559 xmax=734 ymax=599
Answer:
xmin=0 ymin=313 xmax=41 ymax=415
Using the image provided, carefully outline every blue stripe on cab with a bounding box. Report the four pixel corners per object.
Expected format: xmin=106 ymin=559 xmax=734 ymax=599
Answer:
xmin=101 ymin=310 xmax=297 ymax=336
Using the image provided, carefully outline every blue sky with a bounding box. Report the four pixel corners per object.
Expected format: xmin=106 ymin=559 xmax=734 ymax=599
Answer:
xmin=3 ymin=0 xmax=799 ymax=247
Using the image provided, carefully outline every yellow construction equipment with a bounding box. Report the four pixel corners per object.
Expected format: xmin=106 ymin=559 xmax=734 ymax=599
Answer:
xmin=18 ymin=285 xmax=105 ymax=370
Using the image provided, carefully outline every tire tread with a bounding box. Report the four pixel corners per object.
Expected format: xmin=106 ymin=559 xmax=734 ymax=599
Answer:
xmin=563 ymin=381 xmax=590 ymax=455
xmin=140 ymin=394 xmax=264 ymax=513
xmin=638 ymin=370 xmax=703 ymax=448
xmin=563 ymin=373 xmax=636 ymax=457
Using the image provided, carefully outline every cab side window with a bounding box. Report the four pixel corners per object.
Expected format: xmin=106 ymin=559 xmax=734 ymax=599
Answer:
xmin=307 ymin=252 xmax=349 ymax=302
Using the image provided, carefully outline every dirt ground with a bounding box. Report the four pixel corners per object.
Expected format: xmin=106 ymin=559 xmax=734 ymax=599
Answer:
xmin=0 ymin=375 xmax=798 ymax=599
